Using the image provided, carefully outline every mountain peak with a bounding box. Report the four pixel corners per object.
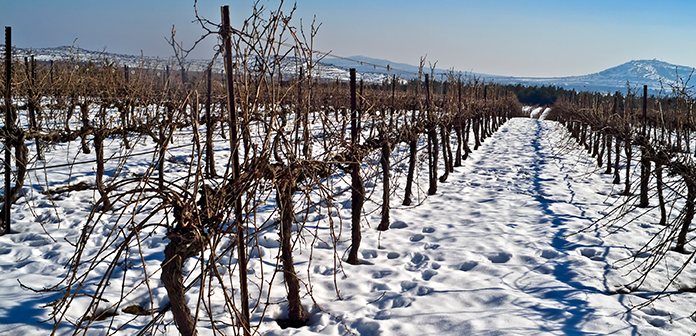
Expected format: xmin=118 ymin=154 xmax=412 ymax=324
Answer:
xmin=598 ymin=59 xmax=695 ymax=83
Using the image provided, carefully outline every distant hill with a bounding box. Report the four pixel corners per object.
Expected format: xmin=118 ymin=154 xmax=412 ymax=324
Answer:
xmin=490 ymin=59 xmax=695 ymax=94
xmin=1 ymin=45 xmax=692 ymax=94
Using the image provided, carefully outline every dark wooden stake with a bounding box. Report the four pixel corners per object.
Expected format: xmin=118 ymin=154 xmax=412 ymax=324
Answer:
xmin=121 ymin=65 xmax=131 ymax=150
xmin=454 ymin=79 xmax=463 ymax=167
xmin=347 ymin=68 xmax=364 ymax=265
xmin=3 ymin=27 xmax=12 ymax=235
xmin=377 ymin=122 xmax=390 ymax=231
xmin=221 ymin=6 xmax=250 ymax=335
xmin=425 ymin=74 xmax=438 ymax=195
xmin=639 ymin=85 xmax=650 ymax=207
xmin=403 ymin=133 xmax=417 ymax=205
xmin=402 ymin=76 xmax=418 ymax=206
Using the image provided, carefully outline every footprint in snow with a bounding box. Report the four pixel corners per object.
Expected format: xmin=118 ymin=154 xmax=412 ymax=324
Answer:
xmin=580 ymin=248 xmax=603 ymax=261
xmin=372 ymin=283 xmax=390 ymax=291
xmin=362 ymin=249 xmax=377 ymax=259
xmin=372 ymin=270 xmax=392 ymax=279
xmin=487 ymin=252 xmax=512 ymax=264
xmin=640 ymin=307 xmax=671 ymax=317
xmin=422 ymin=269 xmax=438 ymax=281
xmin=518 ymin=255 xmax=537 ymax=265
xmin=459 ymin=261 xmax=478 ymax=271
xmin=410 ymin=234 xmax=425 ymax=242
xmin=539 ymin=249 xmax=559 ymax=259
xmin=645 ymin=317 xmax=667 ymax=328
xmin=390 ymin=221 xmax=408 ymax=229
xmin=417 ymin=286 xmax=434 ymax=296
xmin=401 ymin=280 xmax=418 ymax=291
xmin=406 ymin=253 xmax=429 ymax=271
xmin=536 ymin=264 xmax=554 ymax=274
xmin=391 ymin=295 xmax=415 ymax=308
xmin=410 ymin=252 xmax=429 ymax=265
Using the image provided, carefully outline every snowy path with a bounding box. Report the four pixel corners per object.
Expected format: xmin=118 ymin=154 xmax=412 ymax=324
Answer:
xmin=269 ymin=118 xmax=695 ymax=335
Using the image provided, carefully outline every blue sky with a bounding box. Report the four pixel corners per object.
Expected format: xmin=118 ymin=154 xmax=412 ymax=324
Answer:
xmin=2 ymin=0 xmax=696 ymax=77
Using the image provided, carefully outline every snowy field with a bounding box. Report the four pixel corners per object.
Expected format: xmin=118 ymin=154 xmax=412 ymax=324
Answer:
xmin=1 ymin=117 xmax=695 ymax=335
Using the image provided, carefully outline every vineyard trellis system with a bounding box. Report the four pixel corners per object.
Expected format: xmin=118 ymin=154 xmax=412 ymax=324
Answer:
xmin=1 ymin=4 xmax=524 ymax=335
xmin=550 ymin=79 xmax=696 ymax=310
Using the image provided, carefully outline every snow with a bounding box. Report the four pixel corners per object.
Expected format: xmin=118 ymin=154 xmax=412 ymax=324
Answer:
xmin=1 ymin=117 xmax=695 ymax=335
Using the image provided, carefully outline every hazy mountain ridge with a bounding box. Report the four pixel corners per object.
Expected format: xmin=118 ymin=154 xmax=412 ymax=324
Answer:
xmin=2 ymin=45 xmax=693 ymax=93
xmin=324 ymin=55 xmax=695 ymax=94
xmin=0 ymin=45 xmax=388 ymax=82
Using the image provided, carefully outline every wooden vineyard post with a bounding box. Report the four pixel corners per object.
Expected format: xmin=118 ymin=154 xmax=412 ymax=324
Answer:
xmin=402 ymin=101 xmax=418 ymax=205
xmin=221 ymin=6 xmax=251 ymax=335
xmin=122 ymin=65 xmax=131 ymax=150
xmin=455 ymin=79 xmax=463 ymax=167
xmin=377 ymin=77 xmax=392 ymax=232
xmin=612 ymin=94 xmax=621 ymax=184
xmin=425 ymin=74 xmax=438 ymax=195
xmin=347 ymin=68 xmax=364 ymax=265
xmin=426 ymin=74 xmax=432 ymax=191
xmin=3 ymin=27 xmax=11 ymax=235
xmin=439 ymin=80 xmax=453 ymax=182
xmin=205 ymin=67 xmax=216 ymax=178
xmin=390 ymin=74 xmax=396 ymax=127
xmin=639 ymin=85 xmax=650 ymax=208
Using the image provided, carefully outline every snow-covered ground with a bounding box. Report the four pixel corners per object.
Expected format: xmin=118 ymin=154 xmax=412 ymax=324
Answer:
xmin=1 ymin=117 xmax=695 ymax=335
